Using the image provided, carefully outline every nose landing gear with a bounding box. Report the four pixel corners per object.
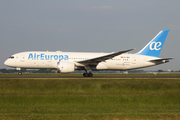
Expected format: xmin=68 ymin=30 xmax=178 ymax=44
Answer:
xmin=18 ymin=71 xmax=22 ymax=75
xmin=16 ymin=68 xmax=22 ymax=75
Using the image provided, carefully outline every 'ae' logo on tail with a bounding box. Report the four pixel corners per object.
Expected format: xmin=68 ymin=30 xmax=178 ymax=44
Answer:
xmin=138 ymin=29 xmax=169 ymax=57
xmin=149 ymin=42 xmax=162 ymax=51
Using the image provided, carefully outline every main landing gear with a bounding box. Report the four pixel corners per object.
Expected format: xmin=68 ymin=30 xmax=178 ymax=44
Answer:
xmin=83 ymin=66 xmax=93 ymax=77
xmin=83 ymin=72 xmax=93 ymax=77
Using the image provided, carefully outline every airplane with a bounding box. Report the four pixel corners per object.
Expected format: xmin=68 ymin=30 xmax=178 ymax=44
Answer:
xmin=4 ymin=29 xmax=173 ymax=77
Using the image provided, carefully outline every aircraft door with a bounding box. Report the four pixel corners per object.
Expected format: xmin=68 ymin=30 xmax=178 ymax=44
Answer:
xmin=131 ymin=57 xmax=136 ymax=65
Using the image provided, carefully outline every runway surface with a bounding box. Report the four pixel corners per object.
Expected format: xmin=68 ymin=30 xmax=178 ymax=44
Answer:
xmin=1 ymin=76 xmax=180 ymax=79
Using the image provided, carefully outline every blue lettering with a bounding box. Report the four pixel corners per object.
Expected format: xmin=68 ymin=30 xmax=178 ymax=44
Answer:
xmin=59 ymin=55 xmax=63 ymax=62
xmin=45 ymin=55 xmax=49 ymax=60
xmin=54 ymin=55 xmax=58 ymax=60
xmin=41 ymin=54 xmax=44 ymax=60
xmin=64 ymin=55 xmax=68 ymax=60
xmin=50 ymin=55 xmax=54 ymax=60
xmin=34 ymin=53 xmax=36 ymax=60
xmin=28 ymin=53 xmax=69 ymax=61
xmin=28 ymin=53 xmax=33 ymax=60
xmin=37 ymin=55 xmax=41 ymax=60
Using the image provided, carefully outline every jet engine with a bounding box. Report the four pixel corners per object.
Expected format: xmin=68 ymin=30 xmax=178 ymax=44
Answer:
xmin=57 ymin=61 xmax=75 ymax=73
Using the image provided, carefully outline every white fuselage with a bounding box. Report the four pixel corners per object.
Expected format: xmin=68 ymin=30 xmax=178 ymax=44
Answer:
xmin=4 ymin=30 xmax=172 ymax=77
xmin=4 ymin=51 xmax=161 ymax=71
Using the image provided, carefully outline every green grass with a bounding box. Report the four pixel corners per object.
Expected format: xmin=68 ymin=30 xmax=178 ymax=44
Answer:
xmin=0 ymin=76 xmax=180 ymax=119
xmin=1 ymin=73 xmax=180 ymax=78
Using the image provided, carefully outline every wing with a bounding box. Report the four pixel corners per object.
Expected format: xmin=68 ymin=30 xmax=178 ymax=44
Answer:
xmin=77 ymin=48 xmax=135 ymax=65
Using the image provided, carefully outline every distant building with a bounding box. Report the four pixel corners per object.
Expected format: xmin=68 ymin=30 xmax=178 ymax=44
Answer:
xmin=167 ymin=69 xmax=172 ymax=72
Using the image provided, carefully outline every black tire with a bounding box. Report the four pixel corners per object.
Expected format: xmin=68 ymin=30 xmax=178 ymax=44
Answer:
xmin=18 ymin=72 xmax=22 ymax=75
xmin=88 ymin=73 xmax=93 ymax=77
xmin=83 ymin=73 xmax=88 ymax=77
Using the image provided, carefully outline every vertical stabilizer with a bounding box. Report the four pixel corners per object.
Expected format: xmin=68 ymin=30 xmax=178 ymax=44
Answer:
xmin=138 ymin=29 xmax=169 ymax=57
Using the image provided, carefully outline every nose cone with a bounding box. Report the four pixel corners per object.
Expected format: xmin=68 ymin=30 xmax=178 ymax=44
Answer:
xmin=4 ymin=59 xmax=14 ymax=67
xmin=4 ymin=59 xmax=9 ymax=66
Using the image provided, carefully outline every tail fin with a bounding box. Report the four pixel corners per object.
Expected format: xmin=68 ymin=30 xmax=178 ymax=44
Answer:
xmin=138 ymin=29 xmax=169 ymax=57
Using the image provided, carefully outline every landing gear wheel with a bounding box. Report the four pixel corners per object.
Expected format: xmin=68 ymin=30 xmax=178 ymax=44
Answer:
xmin=88 ymin=73 xmax=93 ymax=77
xmin=18 ymin=72 xmax=22 ymax=75
xmin=83 ymin=73 xmax=93 ymax=77
xmin=83 ymin=73 xmax=88 ymax=77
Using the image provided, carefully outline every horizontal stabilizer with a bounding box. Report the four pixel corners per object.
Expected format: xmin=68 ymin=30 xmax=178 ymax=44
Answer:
xmin=149 ymin=58 xmax=174 ymax=63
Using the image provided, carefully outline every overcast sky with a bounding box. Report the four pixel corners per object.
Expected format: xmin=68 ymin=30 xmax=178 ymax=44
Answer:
xmin=0 ymin=0 xmax=180 ymax=71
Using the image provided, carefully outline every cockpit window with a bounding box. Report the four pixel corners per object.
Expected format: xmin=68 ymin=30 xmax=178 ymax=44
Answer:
xmin=9 ymin=56 xmax=14 ymax=59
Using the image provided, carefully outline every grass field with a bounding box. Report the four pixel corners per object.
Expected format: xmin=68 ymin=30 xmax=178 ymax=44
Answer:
xmin=0 ymin=74 xmax=180 ymax=120
xmin=1 ymin=73 xmax=180 ymax=78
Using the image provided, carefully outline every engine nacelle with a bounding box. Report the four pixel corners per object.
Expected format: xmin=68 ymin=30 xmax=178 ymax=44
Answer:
xmin=57 ymin=61 xmax=75 ymax=73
